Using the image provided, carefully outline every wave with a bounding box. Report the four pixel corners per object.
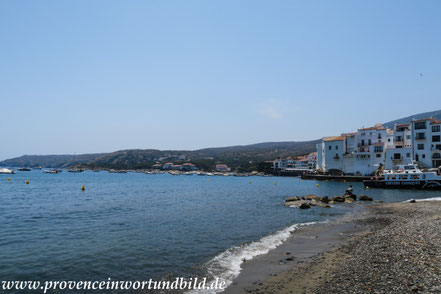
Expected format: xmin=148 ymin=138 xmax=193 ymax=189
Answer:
xmin=404 ymin=197 xmax=441 ymax=202
xmin=186 ymin=221 xmax=320 ymax=294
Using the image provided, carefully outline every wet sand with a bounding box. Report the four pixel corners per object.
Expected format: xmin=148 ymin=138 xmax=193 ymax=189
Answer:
xmin=223 ymin=201 xmax=441 ymax=294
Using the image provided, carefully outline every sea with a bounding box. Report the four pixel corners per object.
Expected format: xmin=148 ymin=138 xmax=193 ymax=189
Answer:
xmin=1 ymin=170 xmax=440 ymax=293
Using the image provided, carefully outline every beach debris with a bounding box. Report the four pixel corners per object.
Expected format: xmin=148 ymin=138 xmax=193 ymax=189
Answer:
xmin=409 ymin=199 xmax=417 ymax=203
xmin=359 ymin=194 xmax=373 ymax=201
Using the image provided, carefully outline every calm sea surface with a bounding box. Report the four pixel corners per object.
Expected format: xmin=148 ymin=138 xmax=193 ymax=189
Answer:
xmin=1 ymin=170 xmax=440 ymax=291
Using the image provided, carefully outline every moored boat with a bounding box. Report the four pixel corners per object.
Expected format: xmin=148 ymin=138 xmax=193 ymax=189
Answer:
xmin=18 ymin=167 xmax=32 ymax=171
xmin=43 ymin=169 xmax=61 ymax=174
xmin=363 ymin=162 xmax=441 ymax=190
xmin=0 ymin=167 xmax=16 ymax=174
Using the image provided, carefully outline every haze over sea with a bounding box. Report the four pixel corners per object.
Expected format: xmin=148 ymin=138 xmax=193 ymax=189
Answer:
xmin=1 ymin=171 xmax=439 ymax=292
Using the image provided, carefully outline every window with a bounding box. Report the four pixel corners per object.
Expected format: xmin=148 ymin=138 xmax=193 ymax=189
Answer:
xmin=423 ymin=154 xmax=426 ymax=159
xmin=368 ymin=139 xmax=372 ymax=145
xmin=406 ymin=135 xmax=411 ymax=139
xmin=433 ymin=125 xmax=440 ymax=132
xmin=406 ymin=153 xmax=411 ymax=158
xmin=393 ymin=153 xmax=401 ymax=159
xmin=335 ymin=145 xmax=338 ymax=150
xmin=418 ymin=144 xmax=424 ymax=150
xmin=415 ymin=132 xmax=426 ymax=140
xmin=395 ymin=136 xmax=403 ymax=142
xmin=329 ymin=146 xmax=331 ymax=150
xmin=376 ymin=154 xmax=381 ymax=158
xmin=415 ymin=121 xmax=427 ymax=129
xmin=433 ymin=135 xmax=441 ymax=142
xmin=374 ymin=146 xmax=383 ymax=152
xmin=378 ymin=134 xmax=382 ymax=139
xmin=433 ymin=153 xmax=441 ymax=159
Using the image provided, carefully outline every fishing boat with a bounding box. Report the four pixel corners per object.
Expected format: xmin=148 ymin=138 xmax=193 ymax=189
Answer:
xmin=363 ymin=162 xmax=441 ymax=190
xmin=18 ymin=167 xmax=32 ymax=171
xmin=0 ymin=167 xmax=15 ymax=174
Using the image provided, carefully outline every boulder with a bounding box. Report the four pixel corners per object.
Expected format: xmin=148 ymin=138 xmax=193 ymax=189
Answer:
xmin=344 ymin=193 xmax=357 ymax=201
xmin=310 ymin=199 xmax=331 ymax=208
xmin=359 ymin=194 xmax=373 ymax=201
xmin=299 ymin=202 xmax=311 ymax=209
xmin=332 ymin=196 xmax=345 ymax=202
xmin=320 ymin=196 xmax=330 ymax=203
xmin=328 ymin=200 xmax=336 ymax=204
xmin=286 ymin=200 xmax=308 ymax=207
xmin=286 ymin=196 xmax=301 ymax=202
xmin=302 ymin=194 xmax=322 ymax=201
xmin=344 ymin=198 xmax=355 ymax=203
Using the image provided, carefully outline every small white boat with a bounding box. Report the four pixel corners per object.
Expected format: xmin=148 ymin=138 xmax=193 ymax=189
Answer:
xmin=0 ymin=167 xmax=15 ymax=174
xmin=43 ymin=169 xmax=60 ymax=174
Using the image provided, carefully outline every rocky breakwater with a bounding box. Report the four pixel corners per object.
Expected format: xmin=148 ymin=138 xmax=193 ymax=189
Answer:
xmin=284 ymin=194 xmax=331 ymax=209
xmin=285 ymin=192 xmax=378 ymax=209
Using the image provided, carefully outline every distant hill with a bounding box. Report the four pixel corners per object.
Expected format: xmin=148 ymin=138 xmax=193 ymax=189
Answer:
xmin=0 ymin=153 xmax=105 ymax=168
xmin=0 ymin=141 xmax=319 ymax=172
xmin=383 ymin=109 xmax=441 ymax=129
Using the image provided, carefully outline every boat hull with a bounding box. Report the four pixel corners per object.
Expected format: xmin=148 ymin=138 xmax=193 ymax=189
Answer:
xmin=363 ymin=180 xmax=441 ymax=190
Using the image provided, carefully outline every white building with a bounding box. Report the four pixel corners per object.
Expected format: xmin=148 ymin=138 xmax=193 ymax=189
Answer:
xmin=317 ymin=124 xmax=394 ymax=175
xmin=410 ymin=118 xmax=441 ymax=168
xmin=317 ymin=119 xmax=441 ymax=175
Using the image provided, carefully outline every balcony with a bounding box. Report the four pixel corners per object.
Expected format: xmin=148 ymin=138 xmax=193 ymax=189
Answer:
xmin=431 ymin=145 xmax=441 ymax=151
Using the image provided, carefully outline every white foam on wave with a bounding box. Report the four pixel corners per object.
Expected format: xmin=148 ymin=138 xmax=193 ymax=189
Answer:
xmin=404 ymin=197 xmax=441 ymax=202
xmin=186 ymin=221 xmax=321 ymax=294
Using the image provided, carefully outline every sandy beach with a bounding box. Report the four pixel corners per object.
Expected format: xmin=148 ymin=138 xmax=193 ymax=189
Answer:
xmin=224 ymin=201 xmax=441 ymax=294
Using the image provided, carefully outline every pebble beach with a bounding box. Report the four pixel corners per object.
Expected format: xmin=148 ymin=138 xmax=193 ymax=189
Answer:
xmin=227 ymin=201 xmax=441 ymax=294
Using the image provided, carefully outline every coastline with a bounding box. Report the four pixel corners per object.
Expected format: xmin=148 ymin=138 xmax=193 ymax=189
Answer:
xmin=223 ymin=200 xmax=441 ymax=294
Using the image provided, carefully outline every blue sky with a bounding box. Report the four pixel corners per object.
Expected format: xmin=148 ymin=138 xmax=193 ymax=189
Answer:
xmin=1 ymin=0 xmax=441 ymax=160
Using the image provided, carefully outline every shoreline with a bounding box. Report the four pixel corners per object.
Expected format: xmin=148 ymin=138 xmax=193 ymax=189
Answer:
xmin=223 ymin=200 xmax=441 ymax=293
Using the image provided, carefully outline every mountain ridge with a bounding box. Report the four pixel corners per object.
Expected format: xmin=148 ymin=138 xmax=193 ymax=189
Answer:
xmin=2 ymin=109 xmax=440 ymax=171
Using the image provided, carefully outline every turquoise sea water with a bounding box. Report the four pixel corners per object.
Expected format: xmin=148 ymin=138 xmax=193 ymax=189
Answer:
xmin=1 ymin=170 xmax=440 ymax=292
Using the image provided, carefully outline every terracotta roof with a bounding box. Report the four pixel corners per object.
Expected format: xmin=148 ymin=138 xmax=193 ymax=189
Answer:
xmin=341 ymin=132 xmax=357 ymax=136
xmin=323 ymin=136 xmax=345 ymax=142
xmin=396 ymin=123 xmax=410 ymax=127
xmin=413 ymin=118 xmax=441 ymax=124
xmin=358 ymin=125 xmax=386 ymax=131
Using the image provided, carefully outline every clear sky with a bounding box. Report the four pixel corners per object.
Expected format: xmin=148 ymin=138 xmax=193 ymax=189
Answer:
xmin=1 ymin=0 xmax=441 ymax=160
